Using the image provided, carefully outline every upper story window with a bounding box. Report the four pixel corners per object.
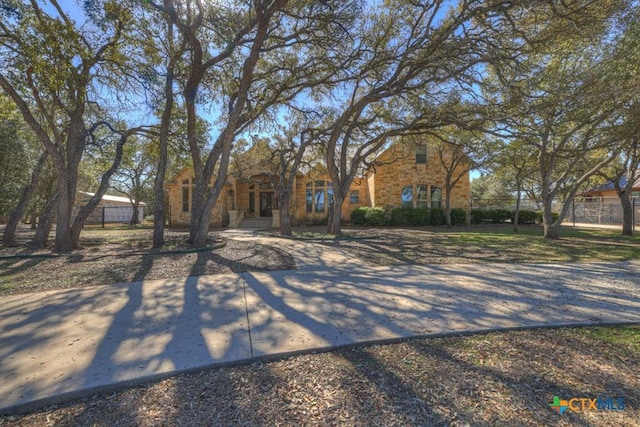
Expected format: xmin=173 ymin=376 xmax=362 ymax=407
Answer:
xmin=415 ymin=145 xmax=427 ymax=164
xmin=349 ymin=190 xmax=359 ymax=204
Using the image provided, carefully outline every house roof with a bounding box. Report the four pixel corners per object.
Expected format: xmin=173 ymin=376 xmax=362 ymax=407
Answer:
xmin=581 ymin=175 xmax=640 ymax=195
xmin=79 ymin=191 xmax=147 ymax=206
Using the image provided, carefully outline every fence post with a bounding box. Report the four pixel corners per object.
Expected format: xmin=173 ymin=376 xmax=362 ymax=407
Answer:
xmin=101 ymin=206 xmax=105 ymax=229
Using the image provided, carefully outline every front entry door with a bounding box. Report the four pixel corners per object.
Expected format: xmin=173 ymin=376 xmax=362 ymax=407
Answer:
xmin=260 ymin=192 xmax=273 ymax=217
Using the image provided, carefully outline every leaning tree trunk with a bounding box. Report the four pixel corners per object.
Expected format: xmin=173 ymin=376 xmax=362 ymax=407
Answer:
xmin=2 ymin=151 xmax=48 ymax=247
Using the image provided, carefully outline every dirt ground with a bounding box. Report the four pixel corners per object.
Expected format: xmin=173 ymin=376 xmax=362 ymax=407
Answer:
xmin=0 ymin=226 xmax=294 ymax=296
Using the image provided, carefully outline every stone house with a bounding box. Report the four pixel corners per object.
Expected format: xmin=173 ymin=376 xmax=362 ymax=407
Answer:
xmin=165 ymin=140 xmax=470 ymax=228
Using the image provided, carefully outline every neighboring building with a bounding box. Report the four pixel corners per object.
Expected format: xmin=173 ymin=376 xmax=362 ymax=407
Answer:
xmin=165 ymin=140 xmax=470 ymax=228
xmin=579 ymin=176 xmax=640 ymax=203
xmin=77 ymin=192 xmax=146 ymax=224
xmin=573 ymin=176 xmax=640 ymax=225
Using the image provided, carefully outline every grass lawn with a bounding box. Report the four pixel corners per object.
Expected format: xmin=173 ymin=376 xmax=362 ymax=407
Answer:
xmin=2 ymin=224 xmax=640 ymax=295
xmin=302 ymin=224 xmax=640 ymax=265
xmin=2 ymin=325 xmax=638 ymax=426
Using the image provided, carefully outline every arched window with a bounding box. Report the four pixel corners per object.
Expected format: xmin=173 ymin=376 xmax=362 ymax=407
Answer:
xmin=416 ymin=184 xmax=427 ymax=208
xmin=401 ymin=186 xmax=413 ymax=208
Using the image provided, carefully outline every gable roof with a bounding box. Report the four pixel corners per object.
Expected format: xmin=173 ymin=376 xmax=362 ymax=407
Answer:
xmin=581 ymin=175 xmax=640 ymax=195
xmin=78 ymin=191 xmax=147 ymax=206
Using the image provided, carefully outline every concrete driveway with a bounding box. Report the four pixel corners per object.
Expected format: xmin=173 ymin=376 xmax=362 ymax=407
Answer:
xmin=1 ymin=231 xmax=639 ymax=414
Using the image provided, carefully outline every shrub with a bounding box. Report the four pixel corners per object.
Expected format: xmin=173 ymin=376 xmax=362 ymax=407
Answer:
xmin=409 ymin=208 xmax=430 ymax=226
xmin=512 ymin=209 xmax=537 ymax=224
xmin=450 ymin=208 xmax=467 ymax=225
xmin=470 ymin=209 xmax=486 ymax=224
xmin=390 ymin=208 xmax=410 ymax=226
xmin=535 ymin=210 xmax=560 ymax=224
xmin=430 ymin=208 xmax=446 ymax=226
xmin=365 ymin=207 xmax=387 ymax=226
xmin=350 ymin=207 xmax=367 ymax=225
xmin=488 ymin=209 xmax=511 ymax=223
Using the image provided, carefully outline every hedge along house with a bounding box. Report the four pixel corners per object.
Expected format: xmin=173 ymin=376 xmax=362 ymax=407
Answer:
xmin=165 ymin=140 xmax=470 ymax=228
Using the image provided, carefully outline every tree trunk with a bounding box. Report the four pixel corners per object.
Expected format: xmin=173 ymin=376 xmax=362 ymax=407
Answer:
xmin=542 ymin=202 xmax=559 ymax=239
xmin=192 ymin=188 xmax=221 ymax=247
xmin=2 ymin=151 xmax=48 ymax=247
xmin=513 ymin=189 xmax=521 ymax=233
xmin=327 ymin=195 xmax=343 ymax=236
xmin=130 ymin=200 xmax=140 ymax=225
xmin=620 ymin=193 xmax=633 ymax=236
xmin=278 ymin=193 xmax=292 ymax=235
xmin=152 ymin=32 xmax=175 ymax=249
xmin=54 ymin=179 xmax=74 ymax=253
xmin=32 ymin=193 xmax=57 ymax=248
xmin=444 ymin=189 xmax=452 ymax=228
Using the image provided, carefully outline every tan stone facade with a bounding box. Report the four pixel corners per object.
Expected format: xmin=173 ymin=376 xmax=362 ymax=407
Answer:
xmin=165 ymin=168 xmax=234 ymax=227
xmin=166 ymin=141 xmax=470 ymax=227
xmin=368 ymin=143 xmax=470 ymax=212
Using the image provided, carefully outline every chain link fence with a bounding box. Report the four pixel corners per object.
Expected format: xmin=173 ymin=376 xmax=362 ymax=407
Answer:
xmin=471 ymin=198 xmax=640 ymax=226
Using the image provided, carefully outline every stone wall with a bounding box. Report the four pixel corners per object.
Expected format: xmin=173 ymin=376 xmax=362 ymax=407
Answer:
xmin=165 ymin=168 xmax=232 ymax=227
xmin=370 ymin=143 xmax=470 ymax=212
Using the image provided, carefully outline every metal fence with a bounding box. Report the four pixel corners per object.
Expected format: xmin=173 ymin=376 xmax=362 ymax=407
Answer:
xmin=471 ymin=198 xmax=640 ymax=226
xmin=570 ymin=200 xmax=639 ymax=225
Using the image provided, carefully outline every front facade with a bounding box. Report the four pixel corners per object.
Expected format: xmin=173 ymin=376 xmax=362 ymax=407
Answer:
xmin=166 ymin=141 xmax=470 ymax=227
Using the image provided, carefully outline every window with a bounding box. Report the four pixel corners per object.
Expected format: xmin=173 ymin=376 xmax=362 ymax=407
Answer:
xmin=402 ymin=186 xmax=413 ymax=208
xmin=249 ymin=191 xmax=255 ymax=214
xmin=416 ymin=184 xmax=428 ymax=208
xmin=315 ymin=189 xmax=325 ymax=212
xmin=182 ymin=179 xmax=190 ymax=212
xmin=306 ymin=182 xmax=313 ymax=213
xmin=415 ymin=145 xmax=427 ymax=164
xmin=306 ymin=180 xmax=333 ymax=213
xmin=431 ymin=186 xmax=442 ymax=209
xmin=350 ymin=190 xmax=359 ymax=203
